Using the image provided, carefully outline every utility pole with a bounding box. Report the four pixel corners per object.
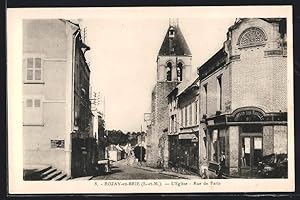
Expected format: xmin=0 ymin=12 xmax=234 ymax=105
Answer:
xmin=140 ymin=125 xmax=142 ymax=164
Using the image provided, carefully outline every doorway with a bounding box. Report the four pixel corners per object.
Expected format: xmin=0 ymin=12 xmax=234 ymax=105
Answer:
xmin=240 ymin=133 xmax=263 ymax=177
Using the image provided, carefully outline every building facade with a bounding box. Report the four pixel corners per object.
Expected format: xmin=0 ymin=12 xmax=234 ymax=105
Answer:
xmin=146 ymin=20 xmax=192 ymax=168
xmin=23 ymin=19 xmax=94 ymax=177
xmin=168 ymin=75 xmax=200 ymax=173
xmin=97 ymin=112 xmax=108 ymax=160
xmin=197 ymin=18 xmax=287 ymax=178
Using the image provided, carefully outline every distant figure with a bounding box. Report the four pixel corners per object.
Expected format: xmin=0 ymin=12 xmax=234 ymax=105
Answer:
xmin=218 ymin=151 xmax=226 ymax=178
xmin=126 ymin=150 xmax=135 ymax=166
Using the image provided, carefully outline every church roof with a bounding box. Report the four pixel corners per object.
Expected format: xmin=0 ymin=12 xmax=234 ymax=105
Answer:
xmin=158 ymin=25 xmax=192 ymax=56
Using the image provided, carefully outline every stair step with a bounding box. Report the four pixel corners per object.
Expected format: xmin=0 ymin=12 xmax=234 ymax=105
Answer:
xmin=24 ymin=165 xmax=52 ymax=180
xmin=43 ymin=170 xmax=61 ymax=180
xmin=62 ymin=175 xmax=72 ymax=181
xmin=40 ymin=168 xmax=56 ymax=179
xmin=53 ymin=173 xmax=67 ymax=181
xmin=37 ymin=166 xmax=52 ymax=174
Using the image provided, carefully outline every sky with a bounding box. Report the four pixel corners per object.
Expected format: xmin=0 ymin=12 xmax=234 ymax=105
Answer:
xmin=82 ymin=18 xmax=235 ymax=132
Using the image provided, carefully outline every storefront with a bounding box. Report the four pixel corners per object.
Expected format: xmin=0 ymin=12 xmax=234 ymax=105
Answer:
xmin=204 ymin=107 xmax=287 ymax=178
xmin=169 ymin=132 xmax=199 ymax=173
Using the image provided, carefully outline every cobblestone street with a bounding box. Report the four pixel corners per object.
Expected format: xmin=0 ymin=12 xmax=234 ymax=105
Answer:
xmin=92 ymin=160 xmax=178 ymax=180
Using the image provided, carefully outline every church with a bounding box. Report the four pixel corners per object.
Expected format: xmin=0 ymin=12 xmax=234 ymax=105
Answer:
xmin=145 ymin=19 xmax=192 ymax=168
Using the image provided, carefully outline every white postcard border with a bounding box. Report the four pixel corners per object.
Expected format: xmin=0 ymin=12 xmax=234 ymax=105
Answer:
xmin=7 ymin=6 xmax=294 ymax=194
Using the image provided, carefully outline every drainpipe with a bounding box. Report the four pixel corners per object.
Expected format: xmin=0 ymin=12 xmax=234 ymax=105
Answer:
xmin=197 ymin=71 xmax=206 ymax=175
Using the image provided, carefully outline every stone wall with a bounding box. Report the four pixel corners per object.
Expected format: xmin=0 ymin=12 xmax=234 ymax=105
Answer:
xmin=146 ymin=82 xmax=178 ymax=167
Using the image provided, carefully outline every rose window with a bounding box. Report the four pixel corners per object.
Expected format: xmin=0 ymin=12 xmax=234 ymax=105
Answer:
xmin=238 ymin=27 xmax=267 ymax=48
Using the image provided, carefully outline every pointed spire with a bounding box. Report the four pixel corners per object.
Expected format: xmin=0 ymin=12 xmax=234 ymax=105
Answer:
xmin=169 ymin=18 xmax=179 ymax=27
xmin=158 ymin=19 xmax=191 ymax=56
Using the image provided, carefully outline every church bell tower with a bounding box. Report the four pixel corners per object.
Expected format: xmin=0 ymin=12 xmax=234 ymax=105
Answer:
xmin=156 ymin=19 xmax=192 ymax=83
xmin=146 ymin=19 xmax=192 ymax=167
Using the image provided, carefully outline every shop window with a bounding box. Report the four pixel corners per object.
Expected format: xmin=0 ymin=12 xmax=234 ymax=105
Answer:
xmin=241 ymin=137 xmax=251 ymax=167
xmin=25 ymin=57 xmax=43 ymax=82
xmin=210 ymin=130 xmax=219 ymax=162
xmin=241 ymin=136 xmax=263 ymax=168
xmin=209 ymin=129 xmax=225 ymax=163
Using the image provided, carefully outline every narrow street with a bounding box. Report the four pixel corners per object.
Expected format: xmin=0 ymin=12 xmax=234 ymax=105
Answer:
xmin=92 ymin=160 xmax=178 ymax=180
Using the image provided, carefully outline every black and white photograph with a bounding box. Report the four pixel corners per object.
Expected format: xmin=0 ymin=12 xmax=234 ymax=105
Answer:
xmin=7 ymin=6 xmax=294 ymax=193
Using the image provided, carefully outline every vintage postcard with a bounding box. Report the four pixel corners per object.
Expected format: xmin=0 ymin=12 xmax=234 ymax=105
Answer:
xmin=7 ymin=6 xmax=294 ymax=194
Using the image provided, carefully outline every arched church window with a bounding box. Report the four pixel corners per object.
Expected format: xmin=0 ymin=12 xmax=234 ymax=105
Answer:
xmin=166 ymin=62 xmax=172 ymax=81
xmin=237 ymin=27 xmax=267 ymax=48
xmin=177 ymin=62 xmax=183 ymax=81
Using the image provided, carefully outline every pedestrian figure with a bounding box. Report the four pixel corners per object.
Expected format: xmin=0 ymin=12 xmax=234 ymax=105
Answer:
xmin=218 ymin=151 xmax=226 ymax=178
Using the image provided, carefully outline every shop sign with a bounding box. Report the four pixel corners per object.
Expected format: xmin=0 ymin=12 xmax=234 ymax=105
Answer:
xmin=179 ymin=134 xmax=198 ymax=142
xmin=50 ymin=140 xmax=65 ymax=148
xmin=234 ymin=109 xmax=264 ymax=121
